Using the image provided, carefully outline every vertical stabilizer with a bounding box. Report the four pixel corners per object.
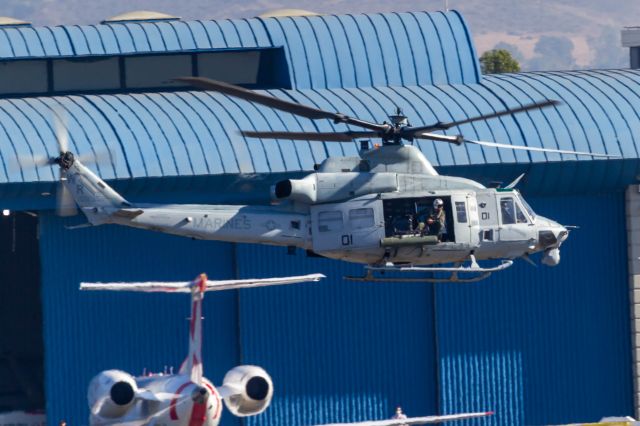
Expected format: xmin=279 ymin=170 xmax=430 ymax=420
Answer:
xmin=62 ymin=157 xmax=130 ymax=224
xmin=180 ymin=274 xmax=206 ymax=384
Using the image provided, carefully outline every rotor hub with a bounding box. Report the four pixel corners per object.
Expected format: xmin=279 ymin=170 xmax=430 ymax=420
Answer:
xmin=54 ymin=151 xmax=75 ymax=170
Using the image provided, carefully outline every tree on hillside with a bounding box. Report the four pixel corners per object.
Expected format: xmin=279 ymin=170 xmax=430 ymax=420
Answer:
xmin=494 ymin=42 xmax=525 ymax=64
xmin=479 ymin=49 xmax=521 ymax=74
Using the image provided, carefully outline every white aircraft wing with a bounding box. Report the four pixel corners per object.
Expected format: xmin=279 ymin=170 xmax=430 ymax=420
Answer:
xmin=204 ymin=273 xmax=325 ymax=291
xmin=313 ymin=411 xmax=493 ymax=426
xmin=80 ymin=273 xmax=325 ymax=293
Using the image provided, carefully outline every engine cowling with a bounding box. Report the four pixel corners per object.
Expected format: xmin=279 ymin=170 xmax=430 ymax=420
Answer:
xmin=271 ymin=172 xmax=398 ymax=205
xmin=272 ymin=175 xmax=317 ymax=204
xmin=87 ymin=370 xmax=138 ymax=419
xmin=221 ymin=365 xmax=273 ymax=417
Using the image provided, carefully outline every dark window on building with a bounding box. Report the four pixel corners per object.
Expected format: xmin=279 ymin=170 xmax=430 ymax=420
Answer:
xmin=125 ymin=54 xmax=192 ymax=89
xmin=0 ymin=60 xmax=47 ymax=94
xmin=53 ymin=57 xmax=120 ymax=92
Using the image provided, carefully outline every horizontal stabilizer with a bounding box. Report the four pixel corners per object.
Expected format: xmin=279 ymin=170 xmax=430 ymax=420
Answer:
xmin=112 ymin=208 xmax=144 ymax=219
xmin=313 ymin=411 xmax=493 ymax=426
xmin=80 ymin=273 xmax=325 ymax=293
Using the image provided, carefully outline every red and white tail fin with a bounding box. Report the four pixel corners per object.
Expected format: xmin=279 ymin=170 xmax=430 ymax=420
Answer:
xmin=80 ymin=272 xmax=325 ymax=386
xmin=180 ymin=274 xmax=207 ymax=384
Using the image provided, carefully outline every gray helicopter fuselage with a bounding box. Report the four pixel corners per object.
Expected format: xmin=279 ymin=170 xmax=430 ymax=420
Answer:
xmin=64 ymin=144 xmax=567 ymax=268
xmin=304 ymin=186 xmax=567 ymax=266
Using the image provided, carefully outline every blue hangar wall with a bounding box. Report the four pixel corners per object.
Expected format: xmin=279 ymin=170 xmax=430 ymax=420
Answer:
xmin=0 ymin=10 xmax=638 ymax=426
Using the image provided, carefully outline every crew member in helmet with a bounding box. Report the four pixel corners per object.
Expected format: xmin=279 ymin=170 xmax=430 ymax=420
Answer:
xmin=427 ymin=198 xmax=446 ymax=240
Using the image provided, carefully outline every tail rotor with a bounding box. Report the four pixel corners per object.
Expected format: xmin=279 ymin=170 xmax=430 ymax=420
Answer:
xmin=17 ymin=109 xmax=116 ymax=217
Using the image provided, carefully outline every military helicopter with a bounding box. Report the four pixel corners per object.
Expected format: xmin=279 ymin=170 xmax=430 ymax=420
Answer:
xmin=80 ymin=272 xmax=492 ymax=425
xmin=32 ymin=78 xmax=614 ymax=282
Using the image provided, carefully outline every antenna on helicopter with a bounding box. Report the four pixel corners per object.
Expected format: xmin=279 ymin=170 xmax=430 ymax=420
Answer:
xmin=176 ymin=76 xmax=617 ymax=157
xmin=388 ymin=107 xmax=409 ymax=127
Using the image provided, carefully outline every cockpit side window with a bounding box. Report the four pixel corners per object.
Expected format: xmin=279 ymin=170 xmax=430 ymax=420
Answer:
xmin=518 ymin=192 xmax=537 ymax=221
xmin=500 ymin=197 xmax=516 ymax=225
xmin=516 ymin=203 xmax=528 ymax=224
xmin=318 ymin=211 xmax=343 ymax=232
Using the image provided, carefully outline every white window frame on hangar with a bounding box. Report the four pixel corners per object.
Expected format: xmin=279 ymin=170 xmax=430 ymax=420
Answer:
xmin=0 ymin=8 xmax=639 ymax=426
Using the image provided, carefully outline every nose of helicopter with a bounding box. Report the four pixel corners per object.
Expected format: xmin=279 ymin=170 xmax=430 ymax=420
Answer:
xmin=535 ymin=217 xmax=569 ymax=266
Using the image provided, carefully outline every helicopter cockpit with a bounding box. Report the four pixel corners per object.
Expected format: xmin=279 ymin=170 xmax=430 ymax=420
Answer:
xmin=496 ymin=190 xmax=536 ymax=226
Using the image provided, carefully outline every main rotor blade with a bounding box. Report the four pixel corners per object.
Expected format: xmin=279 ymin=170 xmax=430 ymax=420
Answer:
xmin=414 ymin=132 xmax=464 ymax=144
xmin=176 ymin=77 xmax=388 ymax=132
xmin=241 ymin=130 xmax=380 ymax=142
xmin=405 ymin=99 xmax=560 ymax=135
xmin=465 ymin=138 xmax=618 ymax=157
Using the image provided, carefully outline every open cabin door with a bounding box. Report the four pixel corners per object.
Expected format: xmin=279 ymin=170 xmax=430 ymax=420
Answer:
xmin=310 ymin=196 xmax=385 ymax=253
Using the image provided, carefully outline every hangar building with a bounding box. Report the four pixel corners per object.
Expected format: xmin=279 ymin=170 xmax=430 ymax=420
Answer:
xmin=0 ymin=9 xmax=639 ymax=426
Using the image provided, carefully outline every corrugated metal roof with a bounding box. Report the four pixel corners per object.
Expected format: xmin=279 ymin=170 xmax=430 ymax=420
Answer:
xmin=0 ymin=69 xmax=638 ymax=196
xmin=0 ymin=11 xmax=479 ymax=89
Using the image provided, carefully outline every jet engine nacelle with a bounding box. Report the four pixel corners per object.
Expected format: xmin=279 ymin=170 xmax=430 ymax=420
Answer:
xmin=87 ymin=370 xmax=137 ymax=419
xmin=272 ymin=173 xmax=398 ymax=204
xmin=221 ymin=365 xmax=273 ymax=417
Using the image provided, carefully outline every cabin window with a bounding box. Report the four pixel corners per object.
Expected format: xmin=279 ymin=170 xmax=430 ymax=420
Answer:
xmin=349 ymin=208 xmax=374 ymax=229
xmin=455 ymin=202 xmax=467 ymax=223
xmin=500 ymin=197 xmax=516 ymax=225
xmin=318 ymin=211 xmax=343 ymax=232
xmin=516 ymin=203 xmax=528 ymax=224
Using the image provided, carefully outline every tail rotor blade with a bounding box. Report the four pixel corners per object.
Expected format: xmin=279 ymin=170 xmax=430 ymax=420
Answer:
xmin=78 ymin=146 xmax=117 ymax=168
xmin=56 ymin=171 xmax=77 ymax=217
xmin=53 ymin=109 xmax=69 ymax=153
xmin=10 ymin=155 xmax=53 ymax=173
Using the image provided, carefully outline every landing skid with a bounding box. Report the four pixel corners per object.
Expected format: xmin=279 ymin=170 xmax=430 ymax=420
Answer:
xmin=345 ymin=258 xmax=514 ymax=283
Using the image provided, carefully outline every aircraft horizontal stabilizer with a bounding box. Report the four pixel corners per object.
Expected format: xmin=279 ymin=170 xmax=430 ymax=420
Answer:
xmin=80 ymin=273 xmax=325 ymax=293
xmin=111 ymin=208 xmax=144 ymax=219
xmin=313 ymin=411 xmax=493 ymax=426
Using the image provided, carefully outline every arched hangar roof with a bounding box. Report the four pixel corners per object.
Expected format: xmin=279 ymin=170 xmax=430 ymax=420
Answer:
xmin=0 ymin=10 xmax=638 ymax=202
xmin=0 ymin=11 xmax=479 ymax=89
xmin=1 ymin=68 xmax=638 ymax=197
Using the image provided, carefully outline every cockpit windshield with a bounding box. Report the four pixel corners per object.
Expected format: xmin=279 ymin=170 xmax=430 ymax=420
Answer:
xmin=516 ymin=191 xmax=536 ymax=221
